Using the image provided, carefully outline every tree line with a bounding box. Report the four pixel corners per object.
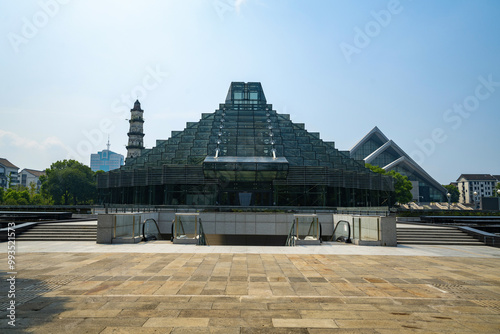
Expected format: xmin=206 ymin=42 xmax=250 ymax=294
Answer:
xmin=0 ymin=160 xmax=100 ymax=205
xmin=1 ymin=159 xmax=494 ymax=206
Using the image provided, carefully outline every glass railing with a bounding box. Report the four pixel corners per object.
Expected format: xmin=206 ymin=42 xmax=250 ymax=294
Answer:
xmin=173 ymin=213 xmax=208 ymax=245
xmin=286 ymin=214 xmax=320 ymax=246
xmin=114 ymin=214 xmax=141 ymax=239
xmin=174 ymin=213 xmax=198 ymax=240
xmin=352 ymin=216 xmax=380 ymax=241
xmin=295 ymin=214 xmax=319 ymax=241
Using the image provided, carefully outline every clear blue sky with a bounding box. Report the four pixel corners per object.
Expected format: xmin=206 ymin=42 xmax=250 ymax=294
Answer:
xmin=1 ymin=0 xmax=499 ymax=184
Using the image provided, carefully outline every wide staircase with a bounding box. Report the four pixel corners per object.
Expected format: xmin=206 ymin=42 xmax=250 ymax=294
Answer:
xmin=16 ymin=222 xmax=97 ymax=241
xmin=397 ymin=224 xmax=484 ymax=246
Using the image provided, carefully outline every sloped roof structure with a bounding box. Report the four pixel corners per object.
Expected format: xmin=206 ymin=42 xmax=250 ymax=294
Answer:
xmin=350 ymin=127 xmax=447 ymax=202
xmin=21 ymin=169 xmax=46 ymax=177
xmin=457 ymin=174 xmax=497 ymax=181
xmin=0 ymin=158 xmax=18 ymax=169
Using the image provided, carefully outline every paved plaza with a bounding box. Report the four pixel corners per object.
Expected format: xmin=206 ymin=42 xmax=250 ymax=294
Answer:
xmin=1 ymin=241 xmax=500 ymax=333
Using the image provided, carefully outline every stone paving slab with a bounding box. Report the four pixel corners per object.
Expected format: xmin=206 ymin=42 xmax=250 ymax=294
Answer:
xmin=0 ymin=249 xmax=500 ymax=333
xmin=3 ymin=240 xmax=500 ymax=258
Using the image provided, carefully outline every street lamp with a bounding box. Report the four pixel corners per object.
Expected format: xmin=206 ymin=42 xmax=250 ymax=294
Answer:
xmin=446 ymin=193 xmax=451 ymax=210
xmin=497 ymin=189 xmax=500 ymax=197
xmin=473 ymin=191 xmax=478 ymax=210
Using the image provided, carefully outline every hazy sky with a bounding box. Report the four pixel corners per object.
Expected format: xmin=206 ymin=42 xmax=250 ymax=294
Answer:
xmin=1 ymin=0 xmax=499 ymax=184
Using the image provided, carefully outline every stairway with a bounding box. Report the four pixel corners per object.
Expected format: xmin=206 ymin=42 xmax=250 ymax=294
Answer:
xmin=16 ymin=222 xmax=97 ymax=241
xmin=397 ymin=224 xmax=484 ymax=246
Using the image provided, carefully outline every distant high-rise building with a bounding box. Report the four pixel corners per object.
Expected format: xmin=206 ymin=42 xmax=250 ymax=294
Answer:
xmin=90 ymin=139 xmax=124 ymax=172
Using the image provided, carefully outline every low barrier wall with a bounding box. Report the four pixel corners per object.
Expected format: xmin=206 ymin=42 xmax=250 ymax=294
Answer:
xmin=333 ymin=214 xmax=397 ymax=246
xmin=97 ymin=211 xmax=396 ymax=246
xmin=158 ymin=212 xmax=336 ymax=237
xmin=97 ymin=212 xmax=159 ymax=244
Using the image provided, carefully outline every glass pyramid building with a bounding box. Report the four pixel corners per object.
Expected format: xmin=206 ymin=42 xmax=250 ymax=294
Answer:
xmin=97 ymin=82 xmax=394 ymax=207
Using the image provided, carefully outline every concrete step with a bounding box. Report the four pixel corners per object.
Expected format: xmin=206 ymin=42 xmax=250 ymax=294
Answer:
xmin=398 ymin=235 xmax=477 ymax=240
xmin=397 ymin=231 xmax=474 ymax=236
xmin=397 ymin=229 xmax=464 ymax=233
xmin=17 ymin=237 xmax=96 ymax=241
xmin=29 ymin=227 xmax=97 ymax=232
xmin=397 ymin=232 xmax=468 ymax=237
xmin=397 ymin=240 xmax=484 ymax=246
xmin=19 ymin=232 xmax=96 ymax=237
xmin=16 ymin=224 xmax=97 ymax=241
xmin=397 ymin=226 xmax=484 ymax=246
xmin=31 ymin=226 xmax=96 ymax=229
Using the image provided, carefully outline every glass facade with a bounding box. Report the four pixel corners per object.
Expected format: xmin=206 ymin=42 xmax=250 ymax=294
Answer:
xmin=90 ymin=150 xmax=124 ymax=172
xmin=350 ymin=137 xmax=385 ymax=160
xmin=351 ymin=127 xmax=447 ymax=202
xmin=97 ymin=82 xmax=394 ymax=206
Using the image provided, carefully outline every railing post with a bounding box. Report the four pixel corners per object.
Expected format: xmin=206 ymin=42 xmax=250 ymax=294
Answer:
xmin=132 ymin=216 xmax=135 ymax=238
xmin=378 ymin=217 xmax=381 ymax=241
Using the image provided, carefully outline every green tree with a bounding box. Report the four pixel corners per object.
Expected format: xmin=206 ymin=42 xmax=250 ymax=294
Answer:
xmin=495 ymin=183 xmax=500 ymax=197
xmin=366 ymin=163 xmax=413 ymax=204
xmin=0 ymin=185 xmax=52 ymax=205
xmin=28 ymin=182 xmax=37 ymax=197
xmin=443 ymin=184 xmax=459 ymax=202
xmin=365 ymin=164 xmax=386 ymax=174
xmin=387 ymin=170 xmax=413 ymax=204
xmin=3 ymin=188 xmax=30 ymax=205
xmin=41 ymin=160 xmax=97 ymax=205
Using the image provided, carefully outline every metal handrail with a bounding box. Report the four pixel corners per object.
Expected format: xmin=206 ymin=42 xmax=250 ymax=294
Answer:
xmin=330 ymin=220 xmax=351 ymax=243
xmin=197 ymin=219 xmax=209 ymax=246
xmin=141 ymin=218 xmax=163 ymax=241
xmin=285 ymin=220 xmax=296 ymax=246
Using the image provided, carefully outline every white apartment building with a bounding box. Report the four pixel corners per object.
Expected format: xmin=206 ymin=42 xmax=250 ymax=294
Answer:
xmin=0 ymin=158 xmax=19 ymax=189
xmin=19 ymin=169 xmax=46 ymax=191
xmin=457 ymin=174 xmax=499 ymax=204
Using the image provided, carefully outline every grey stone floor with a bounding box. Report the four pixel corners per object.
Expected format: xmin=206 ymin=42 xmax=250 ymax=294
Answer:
xmin=1 ymin=241 xmax=499 ymax=333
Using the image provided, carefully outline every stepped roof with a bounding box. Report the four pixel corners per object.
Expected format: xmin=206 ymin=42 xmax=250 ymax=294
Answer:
xmin=123 ymin=82 xmax=367 ymax=173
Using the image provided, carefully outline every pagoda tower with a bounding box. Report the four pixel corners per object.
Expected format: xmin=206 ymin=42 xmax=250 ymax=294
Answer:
xmin=126 ymin=100 xmax=145 ymax=159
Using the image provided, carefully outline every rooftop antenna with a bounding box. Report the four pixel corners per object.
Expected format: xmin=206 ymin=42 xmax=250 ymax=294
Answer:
xmin=106 ymin=136 xmax=110 ymax=151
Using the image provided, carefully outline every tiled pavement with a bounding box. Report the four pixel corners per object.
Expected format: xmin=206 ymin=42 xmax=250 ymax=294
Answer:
xmin=1 ymin=243 xmax=500 ymax=333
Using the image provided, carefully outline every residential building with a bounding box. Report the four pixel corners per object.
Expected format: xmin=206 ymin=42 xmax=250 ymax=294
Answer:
xmin=0 ymin=158 xmax=19 ymax=189
xmin=350 ymin=127 xmax=447 ymax=203
xmin=19 ymin=169 xmax=46 ymax=191
xmin=457 ymin=174 xmax=499 ymax=204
